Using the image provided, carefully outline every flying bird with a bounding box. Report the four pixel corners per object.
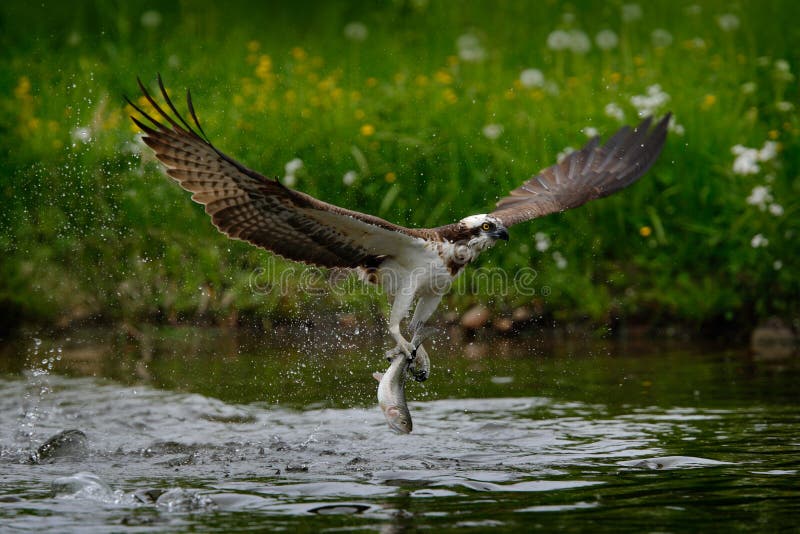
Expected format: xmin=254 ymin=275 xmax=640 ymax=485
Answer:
xmin=127 ymin=76 xmax=670 ymax=381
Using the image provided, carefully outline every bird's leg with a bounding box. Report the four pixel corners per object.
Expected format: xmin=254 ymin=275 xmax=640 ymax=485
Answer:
xmin=385 ymin=287 xmax=416 ymax=362
xmin=406 ymin=294 xmax=444 ymax=382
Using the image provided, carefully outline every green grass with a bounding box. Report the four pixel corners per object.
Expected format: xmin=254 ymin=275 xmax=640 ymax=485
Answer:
xmin=1 ymin=0 xmax=798 ymax=333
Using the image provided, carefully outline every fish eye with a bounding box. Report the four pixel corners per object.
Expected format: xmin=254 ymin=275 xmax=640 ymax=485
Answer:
xmin=481 ymin=222 xmax=493 ymax=232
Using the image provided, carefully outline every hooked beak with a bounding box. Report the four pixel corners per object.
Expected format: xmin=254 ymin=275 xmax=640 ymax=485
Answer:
xmin=492 ymin=227 xmax=510 ymax=241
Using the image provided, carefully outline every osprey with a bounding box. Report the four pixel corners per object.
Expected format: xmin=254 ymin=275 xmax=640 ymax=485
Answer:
xmin=127 ymin=76 xmax=669 ymax=381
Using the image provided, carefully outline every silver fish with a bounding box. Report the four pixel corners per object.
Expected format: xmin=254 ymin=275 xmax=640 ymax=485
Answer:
xmin=374 ymin=327 xmax=437 ymax=433
xmin=373 ymin=352 xmax=412 ymax=434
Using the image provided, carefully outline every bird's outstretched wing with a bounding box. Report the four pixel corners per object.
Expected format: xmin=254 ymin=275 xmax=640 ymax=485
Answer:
xmin=127 ymin=76 xmax=428 ymax=268
xmin=491 ymin=114 xmax=670 ymax=227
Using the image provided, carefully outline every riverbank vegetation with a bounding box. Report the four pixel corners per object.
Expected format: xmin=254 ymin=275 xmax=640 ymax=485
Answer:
xmin=2 ymin=1 xmax=798 ymax=336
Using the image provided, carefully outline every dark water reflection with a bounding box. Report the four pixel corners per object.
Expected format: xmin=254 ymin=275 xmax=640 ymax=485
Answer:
xmin=0 ymin=326 xmax=798 ymax=531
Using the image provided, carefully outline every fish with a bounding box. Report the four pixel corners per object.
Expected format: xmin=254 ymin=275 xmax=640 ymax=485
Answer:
xmin=374 ymin=352 xmax=412 ymax=434
xmin=374 ymin=327 xmax=437 ymax=434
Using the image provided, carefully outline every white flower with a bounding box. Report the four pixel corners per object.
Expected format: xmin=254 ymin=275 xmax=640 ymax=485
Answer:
xmin=583 ymin=126 xmax=598 ymax=138
xmin=756 ymin=56 xmax=772 ymax=67
xmin=776 ymin=101 xmax=794 ymax=112
xmin=668 ymin=117 xmax=685 ymax=136
xmin=520 ymin=68 xmax=545 ymax=88
xmin=70 ymin=126 xmax=92 ymax=144
xmin=758 ymin=141 xmax=778 ymax=162
xmin=630 ymin=84 xmax=670 ymax=117
xmin=773 ymin=59 xmax=794 ymax=82
xmin=285 ymin=158 xmax=304 ymax=175
xmin=123 ymin=133 xmax=145 ymax=155
xmin=457 ymin=33 xmax=486 ymax=63
xmin=685 ymin=4 xmax=702 ymax=15
xmin=567 ymin=30 xmax=591 ymax=54
xmin=140 ymin=10 xmax=162 ymax=29
xmin=552 ymin=251 xmax=567 ymax=270
xmin=651 ymin=29 xmax=673 ymax=47
xmin=688 ymin=37 xmax=706 ymax=49
xmin=547 ymin=30 xmax=591 ymax=53
xmin=604 ymin=102 xmax=625 ymax=122
xmin=67 ymin=31 xmax=81 ymax=47
xmin=716 ymin=14 xmax=740 ymax=32
xmin=283 ymin=158 xmax=303 ymax=187
xmin=746 ymin=185 xmax=772 ymax=209
xmin=534 ymin=232 xmax=551 ymax=252
xmin=774 ymin=59 xmax=791 ymax=72
xmin=622 ymin=3 xmax=643 ymax=22
xmin=732 ymin=145 xmax=760 ymax=175
xmin=773 ymin=260 xmax=783 ymax=271
xmin=457 ymin=33 xmax=480 ymax=51
xmin=544 ymin=80 xmax=560 ymax=95
xmin=750 ymin=234 xmax=769 ymax=248
xmin=342 ymin=171 xmax=358 ymax=186
xmin=595 ymin=30 xmax=619 ymax=50
xmin=769 ymin=203 xmax=784 ymax=216
xmin=344 ymin=22 xmax=368 ymax=41
xmin=556 ymin=146 xmax=575 ymax=164
xmin=740 ymin=82 xmax=757 ymax=94
xmin=482 ymin=124 xmax=503 ymax=140
xmin=546 ymin=30 xmax=571 ymax=51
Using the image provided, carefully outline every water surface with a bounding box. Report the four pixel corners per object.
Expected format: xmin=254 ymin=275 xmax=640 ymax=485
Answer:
xmin=1 ymin=326 xmax=798 ymax=531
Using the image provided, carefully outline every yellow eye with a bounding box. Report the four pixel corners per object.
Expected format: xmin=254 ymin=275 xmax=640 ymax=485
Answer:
xmin=481 ymin=222 xmax=492 ymax=231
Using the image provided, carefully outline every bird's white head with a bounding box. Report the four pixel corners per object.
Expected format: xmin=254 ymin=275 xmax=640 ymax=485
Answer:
xmin=458 ymin=214 xmax=510 ymax=252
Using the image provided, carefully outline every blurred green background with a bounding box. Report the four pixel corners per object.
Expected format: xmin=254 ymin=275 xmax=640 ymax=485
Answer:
xmin=1 ymin=0 xmax=798 ymax=336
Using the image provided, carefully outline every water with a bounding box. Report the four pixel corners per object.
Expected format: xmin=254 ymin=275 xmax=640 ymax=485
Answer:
xmin=1 ymin=326 xmax=798 ymax=531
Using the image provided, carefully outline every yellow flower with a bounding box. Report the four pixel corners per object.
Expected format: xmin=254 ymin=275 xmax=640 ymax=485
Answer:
xmin=415 ymin=74 xmax=429 ymax=86
xmin=768 ymin=129 xmax=779 ymax=139
xmin=247 ymin=40 xmax=260 ymax=53
xmin=633 ymin=56 xmax=645 ymax=67
xmin=701 ymin=94 xmax=717 ymax=110
xmin=434 ymin=70 xmax=453 ymax=85
xmin=360 ymin=124 xmax=375 ymax=136
xmin=291 ymin=47 xmax=307 ymax=61
xmin=639 ymin=226 xmax=652 ymax=237
xmin=365 ymin=77 xmax=378 ymax=88
xmin=442 ymin=88 xmax=458 ymax=104
xmin=255 ymin=55 xmax=272 ymax=80
xmin=385 ymin=172 xmax=396 ymax=183
xmin=354 ymin=109 xmax=365 ymax=120
xmin=609 ymin=72 xmax=622 ymax=84
xmin=14 ymin=76 xmax=32 ymax=100
xmin=317 ymin=76 xmax=335 ymax=92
